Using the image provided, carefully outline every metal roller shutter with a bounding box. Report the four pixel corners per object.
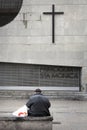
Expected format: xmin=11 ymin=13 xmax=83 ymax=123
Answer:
xmin=0 ymin=63 xmax=81 ymax=87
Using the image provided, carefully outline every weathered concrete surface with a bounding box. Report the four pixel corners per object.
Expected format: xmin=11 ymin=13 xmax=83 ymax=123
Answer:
xmin=0 ymin=0 xmax=87 ymax=91
xmin=0 ymin=116 xmax=53 ymax=130
xmin=0 ymin=89 xmax=87 ymax=100
xmin=0 ymin=99 xmax=87 ymax=130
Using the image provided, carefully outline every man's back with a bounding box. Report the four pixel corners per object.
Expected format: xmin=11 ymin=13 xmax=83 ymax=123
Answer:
xmin=26 ymin=91 xmax=51 ymax=117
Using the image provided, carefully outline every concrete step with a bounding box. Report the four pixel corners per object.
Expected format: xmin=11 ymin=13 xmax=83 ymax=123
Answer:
xmin=0 ymin=89 xmax=87 ymax=100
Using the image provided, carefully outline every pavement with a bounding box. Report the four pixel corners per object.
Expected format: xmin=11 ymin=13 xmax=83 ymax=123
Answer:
xmin=0 ymin=98 xmax=87 ymax=130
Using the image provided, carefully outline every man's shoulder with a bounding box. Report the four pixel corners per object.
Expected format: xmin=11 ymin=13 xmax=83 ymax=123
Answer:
xmin=30 ymin=94 xmax=42 ymax=98
xmin=30 ymin=94 xmax=46 ymax=99
xmin=30 ymin=94 xmax=49 ymax=100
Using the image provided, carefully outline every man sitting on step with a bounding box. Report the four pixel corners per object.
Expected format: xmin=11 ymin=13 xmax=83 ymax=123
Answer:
xmin=26 ymin=88 xmax=51 ymax=117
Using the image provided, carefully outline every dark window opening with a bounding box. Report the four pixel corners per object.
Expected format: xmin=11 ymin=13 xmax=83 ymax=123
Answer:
xmin=0 ymin=0 xmax=23 ymax=27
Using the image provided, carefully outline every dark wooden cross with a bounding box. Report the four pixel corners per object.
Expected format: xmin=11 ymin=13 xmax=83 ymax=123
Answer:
xmin=43 ymin=4 xmax=64 ymax=43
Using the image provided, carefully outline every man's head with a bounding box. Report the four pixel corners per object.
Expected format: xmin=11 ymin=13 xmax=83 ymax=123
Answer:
xmin=35 ymin=88 xmax=42 ymax=94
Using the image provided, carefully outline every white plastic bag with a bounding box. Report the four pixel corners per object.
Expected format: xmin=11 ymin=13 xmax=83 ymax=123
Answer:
xmin=12 ymin=105 xmax=28 ymax=117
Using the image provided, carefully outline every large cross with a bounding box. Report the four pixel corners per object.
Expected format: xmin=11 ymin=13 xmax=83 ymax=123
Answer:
xmin=43 ymin=4 xmax=64 ymax=43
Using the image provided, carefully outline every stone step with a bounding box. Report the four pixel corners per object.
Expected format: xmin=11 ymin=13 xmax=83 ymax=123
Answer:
xmin=0 ymin=89 xmax=87 ymax=100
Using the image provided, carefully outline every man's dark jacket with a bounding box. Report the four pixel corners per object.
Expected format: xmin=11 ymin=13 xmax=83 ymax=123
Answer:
xmin=26 ymin=93 xmax=51 ymax=117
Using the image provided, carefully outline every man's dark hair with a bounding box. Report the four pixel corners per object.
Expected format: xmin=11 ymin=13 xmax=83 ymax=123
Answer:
xmin=35 ymin=88 xmax=42 ymax=93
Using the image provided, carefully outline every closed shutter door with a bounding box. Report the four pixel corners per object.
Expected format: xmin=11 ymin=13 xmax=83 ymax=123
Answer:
xmin=0 ymin=63 xmax=39 ymax=86
xmin=0 ymin=63 xmax=81 ymax=87
xmin=40 ymin=66 xmax=81 ymax=87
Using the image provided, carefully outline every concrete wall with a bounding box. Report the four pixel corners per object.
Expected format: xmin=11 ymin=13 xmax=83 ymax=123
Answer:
xmin=0 ymin=0 xmax=87 ymax=90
